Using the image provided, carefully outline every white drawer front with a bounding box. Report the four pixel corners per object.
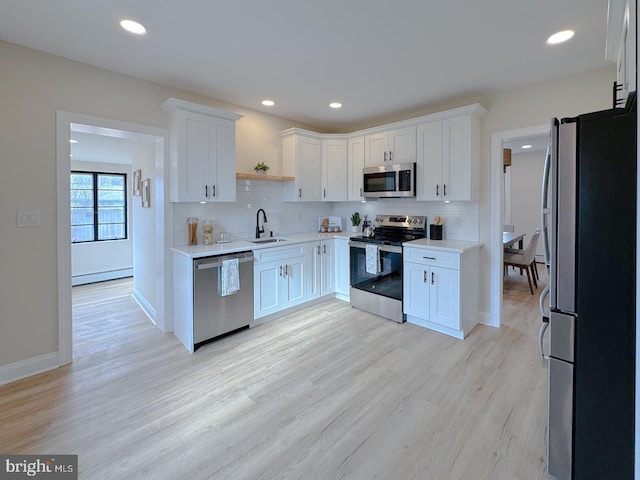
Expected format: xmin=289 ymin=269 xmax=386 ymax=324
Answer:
xmin=403 ymin=247 xmax=460 ymax=269
xmin=254 ymin=244 xmax=306 ymax=263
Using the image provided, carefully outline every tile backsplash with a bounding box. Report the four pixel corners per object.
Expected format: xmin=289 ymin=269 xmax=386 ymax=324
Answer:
xmin=173 ymin=180 xmax=479 ymax=245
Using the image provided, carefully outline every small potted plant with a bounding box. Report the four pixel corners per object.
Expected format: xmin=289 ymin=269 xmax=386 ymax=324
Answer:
xmin=350 ymin=212 xmax=361 ymax=233
xmin=254 ymin=162 xmax=270 ymax=175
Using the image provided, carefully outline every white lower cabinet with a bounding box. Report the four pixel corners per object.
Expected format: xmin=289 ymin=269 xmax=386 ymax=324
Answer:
xmin=254 ymin=245 xmax=307 ymax=319
xmin=403 ymin=246 xmax=479 ymax=339
xmin=308 ymin=239 xmax=335 ymax=300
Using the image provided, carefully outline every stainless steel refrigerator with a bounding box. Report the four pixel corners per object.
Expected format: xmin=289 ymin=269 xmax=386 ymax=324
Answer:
xmin=543 ymin=94 xmax=636 ymax=479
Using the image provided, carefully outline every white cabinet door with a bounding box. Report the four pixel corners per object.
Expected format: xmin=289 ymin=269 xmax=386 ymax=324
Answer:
xmin=416 ymin=120 xmax=443 ymax=201
xmin=442 ymin=116 xmax=472 ymax=201
xmin=209 ymin=117 xmax=237 ymax=202
xmin=177 ymin=110 xmax=209 ymax=202
xmin=364 ymin=131 xmax=389 ymax=166
xmin=254 ymin=261 xmax=282 ymax=319
xmin=388 ymin=126 xmax=416 ymax=164
xmin=308 ymin=243 xmax=322 ymax=300
xmin=283 ymin=132 xmax=322 ymax=202
xmin=322 ymin=139 xmax=348 ymax=201
xmin=348 ymin=136 xmax=365 ymax=201
xmin=334 ymin=238 xmax=350 ymax=297
xmin=429 ymin=266 xmax=460 ymax=330
xmin=320 ymin=240 xmax=335 ymax=296
xmin=283 ymin=255 xmax=307 ymax=308
xmin=403 ymin=262 xmax=430 ymax=319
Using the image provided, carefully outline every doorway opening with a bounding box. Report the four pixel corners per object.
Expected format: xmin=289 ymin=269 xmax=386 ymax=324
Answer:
xmin=56 ymin=112 xmax=169 ymax=365
xmin=490 ymin=124 xmax=548 ymax=326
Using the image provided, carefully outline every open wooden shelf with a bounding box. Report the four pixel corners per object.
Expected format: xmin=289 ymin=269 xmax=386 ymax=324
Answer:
xmin=236 ymin=172 xmax=295 ymax=182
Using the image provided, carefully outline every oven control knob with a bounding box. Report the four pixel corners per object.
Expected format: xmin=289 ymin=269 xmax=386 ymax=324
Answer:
xmin=418 ymin=219 xmax=423 ymax=224
xmin=412 ymin=218 xmax=417 ymax=224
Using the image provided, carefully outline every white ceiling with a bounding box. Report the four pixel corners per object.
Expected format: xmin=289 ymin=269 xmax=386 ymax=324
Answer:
xmin=0 ymin=0 xmax=612 ymax=131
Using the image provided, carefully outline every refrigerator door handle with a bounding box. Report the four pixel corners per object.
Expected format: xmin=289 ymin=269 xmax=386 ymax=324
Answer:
xmin=541 ymin=142 xmax=552 ymax=271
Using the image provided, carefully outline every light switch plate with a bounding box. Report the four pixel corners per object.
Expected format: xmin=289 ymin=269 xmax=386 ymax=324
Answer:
xmin=17 ymin=211 xmax=40 ymax=227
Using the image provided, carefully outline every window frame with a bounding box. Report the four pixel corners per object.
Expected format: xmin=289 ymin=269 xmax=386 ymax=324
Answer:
xmin=70 ymin=170 xmax=128 ymax=244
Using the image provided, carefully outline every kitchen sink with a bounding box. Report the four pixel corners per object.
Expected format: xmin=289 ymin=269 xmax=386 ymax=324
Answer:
xmin=249 ymin=238 xmax=288 ymax=244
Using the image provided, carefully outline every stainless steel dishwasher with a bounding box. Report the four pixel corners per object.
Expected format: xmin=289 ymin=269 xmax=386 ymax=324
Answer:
xmin=193 ymin=250 xmax=254 ymax=348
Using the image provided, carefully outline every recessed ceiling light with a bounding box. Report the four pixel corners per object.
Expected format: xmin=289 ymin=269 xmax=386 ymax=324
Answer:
xmin=69 ymin=139 xmax=78 ymax=144
xmin=547 ymin=30 xmax=574 ymax=45
xmin=329 ymin=102 xmax=342 ymax=109
xmin=120 ymin=19 xmax=147 ymax=35
xmin=261 ymin=100 xmax=275 ymax=107
xmin=522 ymin=144 xmax=532 ymax=149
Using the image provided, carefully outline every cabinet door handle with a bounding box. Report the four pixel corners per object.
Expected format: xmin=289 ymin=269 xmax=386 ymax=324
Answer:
xmin=323 ymin=188 xmax=326 ymax=198
xmin=360 ymin=188 xmax=363 ymax=197
xmin=389 ymin=150 xmax=393 ymax=162
xmin=443 ymin=184 xmax=446 ymax=197
xmin=205 ymin=185 xmax=209 ymax=198
xmin=423 ymin=271 xmax=427 ymax=283
xmin=299 ymin=188 xmax=302 ymax=198
xmin=285 ymin=265 xmax=289 ymax=277
xmin=212 ymin=185 xmax=216 ymax=197
xmin=431 ymin=272 xmax=435 ymax=285
xmin=423 ymin=256 xmax=436 ymax=260
xmin=279 ymin=265 xmax=283 ymax=277
xmin=323 ymin=244 xmax=326 ymax=254
xmin=317 ymin=246 xmax=321 ymax=256
xmin=436 ymin=184 xmax=439 ymax=196
xmin=384 ymin=151 xmax=387 ymax=162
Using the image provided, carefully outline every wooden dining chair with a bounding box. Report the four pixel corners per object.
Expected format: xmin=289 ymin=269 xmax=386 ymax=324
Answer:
xmin=504 ymin=230 xmax=540 ymax=295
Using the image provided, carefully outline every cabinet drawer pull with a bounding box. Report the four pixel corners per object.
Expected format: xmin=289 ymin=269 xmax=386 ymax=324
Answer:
xmin=423 ymin=256 xmax=436 ymax=260
xmin=431 ymin=272 xmax=435 ymax=285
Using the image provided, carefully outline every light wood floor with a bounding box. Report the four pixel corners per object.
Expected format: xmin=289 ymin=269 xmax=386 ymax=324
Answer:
xmin=0 ymin=271 xmax=549 ymax=480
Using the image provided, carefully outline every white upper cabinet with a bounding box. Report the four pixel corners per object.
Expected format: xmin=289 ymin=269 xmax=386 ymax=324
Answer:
xmin=606 ymin=0 xmax=636 ymax=105
xmin=321 ymin=138 xmax=348 ymax=201
xmin=416 ymin=105 xmax=485 ymax=202
xmin=281 ymin=129 xmax=322 ymax=202
xmin=347 ymin=136 xmax=365 ymax=201
xmin=162 ymin=98 xmax=242 ymax=203
xmin=364 ymin=126 xmax=416 ymax=166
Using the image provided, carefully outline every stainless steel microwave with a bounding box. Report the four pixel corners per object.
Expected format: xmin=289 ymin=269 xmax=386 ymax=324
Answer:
xmin=362 ymin=162 xmax=416 ymax=198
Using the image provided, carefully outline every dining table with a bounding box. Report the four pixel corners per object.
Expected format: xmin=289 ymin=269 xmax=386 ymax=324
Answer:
xmin=503 ymin=231 xmax=525 ymax=249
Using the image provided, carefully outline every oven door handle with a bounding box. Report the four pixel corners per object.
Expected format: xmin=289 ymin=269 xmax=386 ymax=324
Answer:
xmin=349 ymin=241 xmax=402 ymax=254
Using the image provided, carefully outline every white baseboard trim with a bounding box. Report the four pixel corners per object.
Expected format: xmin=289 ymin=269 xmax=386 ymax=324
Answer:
xmin=479 ymin=310 xmax=498 ymax=328
xmin=132 ymin=287 xmax=157 ymax=325
xmin=0 ymin=352 xmax=59 ymax=386
xmin=72 ymin=268 xmax=133 ymax=286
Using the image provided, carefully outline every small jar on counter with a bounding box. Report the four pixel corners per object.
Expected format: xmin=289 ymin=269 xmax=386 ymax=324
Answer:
xmin=187 ymin=217 xmax=198 ymax=246
xmin=203 ymin=220 xmax=214 ymax=245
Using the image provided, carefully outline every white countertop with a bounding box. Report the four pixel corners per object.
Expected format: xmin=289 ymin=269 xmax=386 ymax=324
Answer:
xmin=172 ymin=231 xmax=353 ymax=259
xmin=403 ymin=238 xmax=482 ymax=253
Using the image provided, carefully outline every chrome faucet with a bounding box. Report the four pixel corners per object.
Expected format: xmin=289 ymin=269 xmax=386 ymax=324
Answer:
xmin=256 ymin=209 xmax=268 ymax=238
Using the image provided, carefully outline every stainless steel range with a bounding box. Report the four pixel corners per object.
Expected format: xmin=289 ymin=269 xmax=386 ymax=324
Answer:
xmin=349 ymin=214 xmax=427 ymax=323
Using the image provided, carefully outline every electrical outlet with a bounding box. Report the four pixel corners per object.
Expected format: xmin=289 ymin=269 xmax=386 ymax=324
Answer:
xmin=17 ymin=211 xmax=40 ymax=227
